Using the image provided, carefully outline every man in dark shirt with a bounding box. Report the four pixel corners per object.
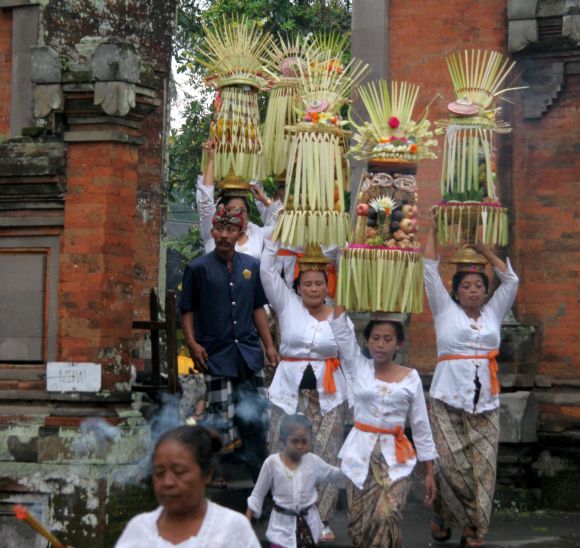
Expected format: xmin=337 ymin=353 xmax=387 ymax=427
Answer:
xmin=180 ymin=205 xmax=279 ymax=480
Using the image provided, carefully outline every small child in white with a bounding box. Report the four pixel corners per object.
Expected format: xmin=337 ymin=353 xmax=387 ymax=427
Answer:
xmin=246 ymin=414 xmax=345 ymax=548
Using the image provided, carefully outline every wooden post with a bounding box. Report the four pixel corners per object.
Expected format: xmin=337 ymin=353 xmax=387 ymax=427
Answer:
xmin=165 ymin=290 xmax=179 ymax=394
xmin=149 ymin=289 xmax=160 ymax=388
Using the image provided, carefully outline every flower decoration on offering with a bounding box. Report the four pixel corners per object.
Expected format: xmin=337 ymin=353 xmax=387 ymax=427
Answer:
xmin=272 ymin=47 xmax=369 ymax=248
xmin=259 ymin=34 xmax=308 ymax=179
xmin=196 ymin=16 xmax=276 ymax=182
xmin=337 ymin=80 xmax=437 ymax=314
xmin=433 ymin=50 xmax=522 ymax=246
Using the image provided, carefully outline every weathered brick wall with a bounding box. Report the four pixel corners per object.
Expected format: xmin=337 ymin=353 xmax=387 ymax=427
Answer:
xmin=511 ymin=75 xmax=579 ymax=378
xmin=41 ymin=0 xmax=175 ymax=322
xmin=511 ymin=74 xmax=580 ymax=432
xmin=59 ymin=142 xmax=141 ymax=387
xmin=388 ymin=0 xmax=509 ymax=371
xmin=134 ymin=106 xmax=167 ymax=320
xmin=0 ymin=10 xmax=12 ymax=136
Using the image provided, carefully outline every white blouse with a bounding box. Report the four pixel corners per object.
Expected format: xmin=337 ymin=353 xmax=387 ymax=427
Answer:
xmin=329 ymin=312 xmax=438 ymax=489
xmin=247 ymin=453 xmax=345 ymax=548
xmin=261 ymin=239 xmax=351 ymax=415
xmin=423 ymin=258 xmax=519 ymax=414
xmin=115 ymin=500 xmax=260 ymax=548
xmin=196 ymin=178 xmax=278 ymax=259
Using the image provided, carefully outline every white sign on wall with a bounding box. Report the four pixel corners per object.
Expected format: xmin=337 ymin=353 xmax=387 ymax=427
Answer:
xmin=46 ymin=362 xmax=102 ymax=393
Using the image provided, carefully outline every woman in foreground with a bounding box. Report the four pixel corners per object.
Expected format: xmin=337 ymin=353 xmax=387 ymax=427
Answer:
xmin=115 ymin=424 xmax=260 ymax=548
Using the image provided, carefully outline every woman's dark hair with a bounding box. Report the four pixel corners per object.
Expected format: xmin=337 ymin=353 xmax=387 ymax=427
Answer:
xmin=154 ymin=425 xmax=222 ymax=476
xmin=451 ymin=271 xmax=489 ymax=303
xmin=279 ymin=413 xmax=313 ymax=442
xmin=292 ymin=270 xmax=328 ymax=295
xmin=363 ymin=320 xmax=405 ymax=344
xmin=219 ymin=194 xmax=249 ymax=211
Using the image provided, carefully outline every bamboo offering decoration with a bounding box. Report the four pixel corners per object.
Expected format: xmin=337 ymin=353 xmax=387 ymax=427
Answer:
xmin=272 ymin=48 xmax=369 ymax=247
xmin=434 ymin=49 xmax=521 ymax=246
xmin=259 ymin=34 xmax=306 ymax=179
xmin=196 ymin=16 xmax=276 ymax=182
xmin=337 ymin=247 xmax=424 ymax=313
xmin=13 ymin=505 xmax=65 ymax=548
xmin=337 ymin=79 xmax=437 ymax=313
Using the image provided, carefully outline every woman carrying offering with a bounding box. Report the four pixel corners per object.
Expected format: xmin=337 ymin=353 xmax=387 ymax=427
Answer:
xmin=246 ymin=414 xmax=345 ymax=548
xmin=328 ymin=306 xmax=437 ymax=548
xmin=424 ymin=207 xmax=519 ymax=547
xmin=115 ymin=424 xmax=260 ymax=548
xmin=260 ymin=238 xmax=351 ymax=543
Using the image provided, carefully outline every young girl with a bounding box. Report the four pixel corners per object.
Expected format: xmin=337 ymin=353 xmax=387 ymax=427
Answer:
xmin=115 ymin=425 xmax=260 ymax=548
xmin=329 ymin=307 xmax=438 ymax=547
xmin=246 ymin=414 xmax=345 ymax=548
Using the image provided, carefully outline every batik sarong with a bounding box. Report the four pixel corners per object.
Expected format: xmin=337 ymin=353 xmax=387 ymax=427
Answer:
xmin=346 ymin=440 xmax=411 ymax=548
xmin=429 ymin=397 xmax=500 ymax=537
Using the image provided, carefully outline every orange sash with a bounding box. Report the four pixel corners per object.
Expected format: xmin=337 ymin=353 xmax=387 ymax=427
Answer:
xmin=276 ymin=250 xmax=337 ymax=299
xmin=281 ymin=356 xmax=341 ymax=394
xmin=437 ymin=350 xmax=500 ymax=395
xmin=326 ymin=263 xmax=337 ymax=299
xmin=277 ymin=249 xmax=303 ymax=282
xmin=354 ymin=421 xmax=416 ymax=464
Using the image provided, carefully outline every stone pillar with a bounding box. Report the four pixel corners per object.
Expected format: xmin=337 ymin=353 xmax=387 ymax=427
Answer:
xmin=9 ymin=4 xmax=38 ymax=136
xmin=60 ymin=140 xmax=140 ymax=383
xmin=350 ymin=0 xmax=391 ymax=200
xmin=0 ymin=9 xmax=12 ymax=135
xmin=352 ymin=0 xmax=391 ymax=81
xmin=54 ymin=40 xmax=160 ymax=391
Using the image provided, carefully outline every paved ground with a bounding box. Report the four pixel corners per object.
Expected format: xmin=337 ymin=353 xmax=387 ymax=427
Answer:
xmin=209 ymin=470 xmax=580 ymax=548
xmin=267 ymin=502 xmax=580 ymax=548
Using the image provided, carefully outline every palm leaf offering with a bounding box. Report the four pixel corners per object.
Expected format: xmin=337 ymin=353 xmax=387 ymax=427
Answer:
xmin=336 ymin=247 xmax=424 ymax=313
xmin=258 ymin=34 xmax=306 ymax=179
xmin=197 ymin=16 xmax=276 ymax=182
xmin=336 ymin=79 xmax=436 ymax=313
xmin=350 ymin=80 xmax=438 ymax=163
xmin=434 ymin=202 xmax=508 ymax=246
xmin=434 ymin=49 xmax=520 ymax=246
xmin=272 ymin=48 xmax=369 ymax=247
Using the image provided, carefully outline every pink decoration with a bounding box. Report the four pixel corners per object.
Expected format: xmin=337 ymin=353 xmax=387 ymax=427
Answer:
xmin=436 ymin=201 xmax=505 ymax=209
xmin=388 ymin=116 xmax=400 ymax=129
xmin=308 ymin=99 xmax=329 ymax=113
xmin=348 ymin=243 xmax=421 ymax=253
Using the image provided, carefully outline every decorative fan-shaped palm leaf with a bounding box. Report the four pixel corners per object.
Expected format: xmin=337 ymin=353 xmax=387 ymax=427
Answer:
xmin=308 ymin=31 xmax=349 ymax=62
xmin=259 ymin=34 xmax=308 ymax=178
xmin=196 ymin=15 xmax=276 ymax=90
xmin=350 ymin=80 xmax=437 ymax=161
xmin=446 ymin=49 xmax=518 ymax=110
xmin=297 ymin=49 xmax=369 ymax=117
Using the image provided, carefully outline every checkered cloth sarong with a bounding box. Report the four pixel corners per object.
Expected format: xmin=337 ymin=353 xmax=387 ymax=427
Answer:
xmin=204 ymin=369 xmax=266 ymax=453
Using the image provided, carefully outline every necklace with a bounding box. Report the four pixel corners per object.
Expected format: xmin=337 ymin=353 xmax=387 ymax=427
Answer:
xmin=280 ymin=454 xmax=300 ymax=480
